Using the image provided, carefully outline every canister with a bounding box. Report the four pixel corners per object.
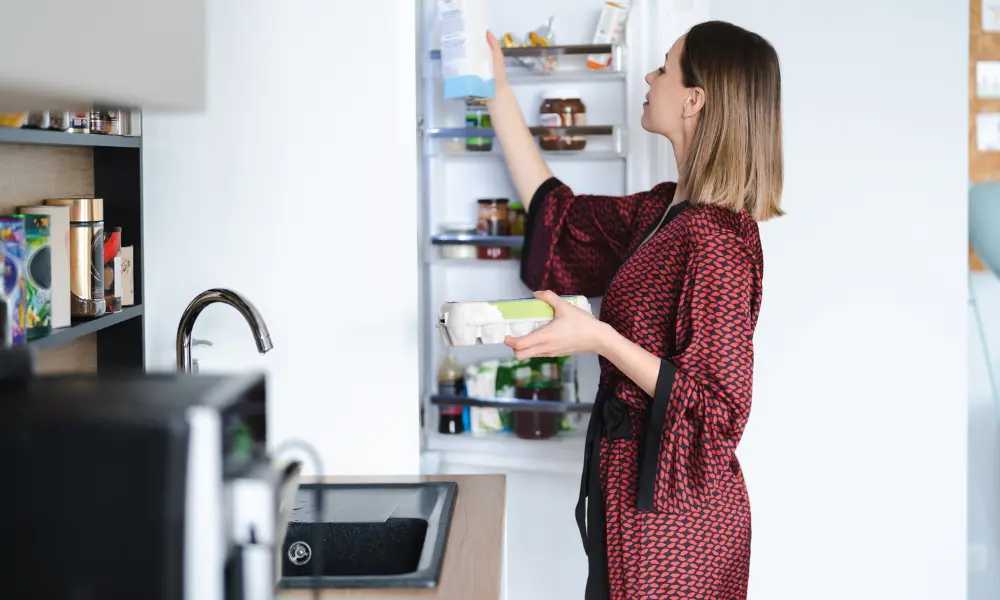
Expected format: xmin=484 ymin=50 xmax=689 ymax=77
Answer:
xmin=23 ymin=215 xmax=52 ymax=339
xmin=0 ymin=216 xmax=27 ymax=346
xmin=43 ymin=198 xmax=105 ymax=318
xmin=103 ymin=227 xmax=122 ymax=313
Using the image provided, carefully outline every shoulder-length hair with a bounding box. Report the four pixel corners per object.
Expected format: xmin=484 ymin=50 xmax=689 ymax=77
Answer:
xmin=680 ymin=20 xmax=784 ymax=221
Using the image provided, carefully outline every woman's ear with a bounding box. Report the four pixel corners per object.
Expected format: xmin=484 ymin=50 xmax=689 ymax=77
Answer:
xmin=684 ymin=87 xmax=706 ymax=118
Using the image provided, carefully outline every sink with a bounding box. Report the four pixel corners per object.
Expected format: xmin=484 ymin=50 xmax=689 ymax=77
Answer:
xmin=277 ymin=482 xmax=458 ymax=590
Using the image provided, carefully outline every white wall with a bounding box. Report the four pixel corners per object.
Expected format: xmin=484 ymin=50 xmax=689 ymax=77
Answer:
xmin=141 ymin=0 xmax=420 ymax=476
xmin=969 ymin=273 xmax=1000 ymax=599
xmin=711 ymin=1 xmax=969 ymax=599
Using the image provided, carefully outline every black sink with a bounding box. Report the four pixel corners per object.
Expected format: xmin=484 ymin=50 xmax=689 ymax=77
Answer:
xmin=277 ymin=482 xmax=457 ymax=589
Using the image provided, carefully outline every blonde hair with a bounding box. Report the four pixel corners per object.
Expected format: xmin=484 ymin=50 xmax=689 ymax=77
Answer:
xmin=679 ymin=21 xmax=784 ymax=221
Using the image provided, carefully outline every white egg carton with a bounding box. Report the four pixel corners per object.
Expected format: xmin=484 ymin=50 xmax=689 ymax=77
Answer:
xmin=437 ymin=296 xmax=592 ymax=347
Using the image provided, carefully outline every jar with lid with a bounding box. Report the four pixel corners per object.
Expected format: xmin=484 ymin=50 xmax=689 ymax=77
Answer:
xmin=440 ymin=223 xmax=478 ymax=260
xmin=539 ymin=91 xmax=587 ymax=151
xmin=513 ymin=380 xmax=561 ymax=440
xmin=476 ymin=198 xmax=510 ymax=260
xmin=465 ymin=99 xmax=493 ymax=152
xmin=508 ymin=202 xmax=526 ymax=259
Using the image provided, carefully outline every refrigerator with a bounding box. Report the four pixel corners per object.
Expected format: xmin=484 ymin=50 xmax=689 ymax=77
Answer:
xmin=416 ymin=1 xmax=709 ymax=598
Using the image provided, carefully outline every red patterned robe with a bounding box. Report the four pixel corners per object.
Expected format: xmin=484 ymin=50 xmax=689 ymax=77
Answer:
xmin=521 ymin=178 xmax=762 ymax=600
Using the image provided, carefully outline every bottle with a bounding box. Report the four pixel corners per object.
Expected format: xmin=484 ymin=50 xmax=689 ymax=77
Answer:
xmin=437 ymin=353 xmax=466 ymax=435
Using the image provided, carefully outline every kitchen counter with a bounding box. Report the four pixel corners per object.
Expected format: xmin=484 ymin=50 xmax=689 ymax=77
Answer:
xmin=277 ymin=474 xmax=506 ymax=600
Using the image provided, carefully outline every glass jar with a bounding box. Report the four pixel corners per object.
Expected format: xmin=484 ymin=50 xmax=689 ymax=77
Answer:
xmin=509 ymin=202 xmax=525 ymax=259
xmin=465 ymin=99 xmax=493 ymax=152
xmin=513 ymin=380 xmax=561 ymax=440
xmin=476 ymin=198 xmax=510 ymax=260
xmin=440 ymin=223 xmax=478 ymax=260
xmin=539 ymin=91 xmax=587 ymax=151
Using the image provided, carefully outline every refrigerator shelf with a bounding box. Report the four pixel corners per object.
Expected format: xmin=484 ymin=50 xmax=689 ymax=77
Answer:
xmin=430 ymin=394 xmax=594 ymax=414
xmin=428 ymin=148 xmax=626 ymax=161
xmin=431 ymin=234 xmax=524 ymax=247
xmin=427 ymin=125 xmax=616 ymax=138
xmin=430 ymin=42 xmax=624 ymax=59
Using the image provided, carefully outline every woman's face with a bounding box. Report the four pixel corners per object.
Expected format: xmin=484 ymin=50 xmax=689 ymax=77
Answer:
xmin=642 ymin=35 xmax=701 ymax=139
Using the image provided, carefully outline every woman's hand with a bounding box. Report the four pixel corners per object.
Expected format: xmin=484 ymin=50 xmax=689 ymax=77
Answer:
xmin=486 ymin=31 xmax=510 ymax=92
xmin=504 ymin=291 xmax=611 ymax=360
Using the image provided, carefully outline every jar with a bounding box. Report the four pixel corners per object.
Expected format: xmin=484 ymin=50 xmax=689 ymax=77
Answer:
xmin=509 ymin=202 xmax=525 ymax=259
xmin=513 ymin=380 xmax=561 ymax=440
xmin=476 ymin=198 xmax=510 ymax=260
xmin=539 ymin=91 xmax=587 ymax=151
xmin=465 ymin=99 xmax=493 ymax=152
xmin=440 ymin=223 xmax=478 ymax=260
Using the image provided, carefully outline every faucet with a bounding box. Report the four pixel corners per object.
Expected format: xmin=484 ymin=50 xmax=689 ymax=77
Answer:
xmin=176 ymin=288 xmax=274 ymax=373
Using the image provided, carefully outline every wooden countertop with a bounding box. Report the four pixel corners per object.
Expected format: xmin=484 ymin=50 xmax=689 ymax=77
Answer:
xmin=277 ymin=474 xmax=506 ymax=600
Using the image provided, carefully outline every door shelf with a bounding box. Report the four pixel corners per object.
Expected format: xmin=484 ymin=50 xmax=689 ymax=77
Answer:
xmin=428 ymin=148 xmax=625 ymax=161
xmin=427 ymin=125 xmax=616 ymax=138
xmin=431 ymin=234 xmax=524 ymax=247
xmin=430 ymin=394 xmax=594 ymax=414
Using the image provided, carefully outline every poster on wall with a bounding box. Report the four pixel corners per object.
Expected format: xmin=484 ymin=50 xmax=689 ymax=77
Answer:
xmin=977 ymin=113 xmax=1000 ymax=151
xmin=978 ymin=62 xmax=1000 ymax=98
xmin=984 ymin=0 xmax=1000 ymax=31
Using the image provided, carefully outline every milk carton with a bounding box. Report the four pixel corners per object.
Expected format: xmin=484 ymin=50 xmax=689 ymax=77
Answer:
xmin=438 ymin=0 xmax=495 ymax=99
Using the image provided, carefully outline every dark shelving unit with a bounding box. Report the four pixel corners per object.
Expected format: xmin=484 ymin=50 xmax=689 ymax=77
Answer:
xmin=27 ymin=305 xmax=144 ymax=352
xmin=1 ymin=125 xmax=145 ymax=371
xmin=0 ymin=127 xmax=140 ymax=148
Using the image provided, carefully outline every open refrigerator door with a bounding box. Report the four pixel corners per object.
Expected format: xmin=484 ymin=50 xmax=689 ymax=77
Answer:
xmin=417 ymin=0 xmax=664 ymax=472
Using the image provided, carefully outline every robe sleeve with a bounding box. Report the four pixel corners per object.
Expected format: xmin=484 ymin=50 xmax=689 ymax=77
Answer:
xmin=635 ymin=229 xmax=756 ymax=514
xmin=520 ymin=177 xmax=675 ymax=297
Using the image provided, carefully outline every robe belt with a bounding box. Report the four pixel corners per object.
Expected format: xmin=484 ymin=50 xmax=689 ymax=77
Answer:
xmin=577 ymin=366 xmax=675 ymax=600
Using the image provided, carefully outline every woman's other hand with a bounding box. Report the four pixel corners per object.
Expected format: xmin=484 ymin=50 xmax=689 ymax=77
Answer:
xmin=504 ymin=291 xmax=611 ymax=359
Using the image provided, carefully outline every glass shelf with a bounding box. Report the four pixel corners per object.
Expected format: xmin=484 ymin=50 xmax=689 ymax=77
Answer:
xmin=427 ymin=43 xmax=626 ymax=79
xmin=430 ymin=394 xmax=594 ymax=414
xmin=431 ymin=234 xmax=524 ymax=247
xmin=429 ymin=148 xmax=625 ymax=161
xmin=425 ymin=125 xmax=626 ymax=156
xmin=427 ymin=125 xmax=615 ymax=138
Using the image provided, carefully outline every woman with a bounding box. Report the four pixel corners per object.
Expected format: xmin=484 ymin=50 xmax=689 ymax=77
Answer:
xmin=485 ymin=20 xmax=783 ymax=600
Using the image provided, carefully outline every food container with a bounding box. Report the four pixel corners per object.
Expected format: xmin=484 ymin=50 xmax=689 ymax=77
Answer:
xmin=0 ymin=215 xmax=27 ymax=346
xmin=440 ymin=223 xmax=478 ymax=260
xmin=49 ymin=111 xmax=71 ymax=131
xmin=464 ymin=99 xmax=493 ymax=152
xmin=514 ymin=380 xmax=561 ymax=440
xmin=22 ymin=215 xmax=52 ymax=340
xmin=67 ymin=112 xmax=90 ymax=133
xmin=438 ymin=295 xmax=592 ymax=347
xmin=25 ymin=111 xmax=50 ymax=130
xmin=43 ymin=198 xmax=105 ymax=318
xmin=476 ymin=198 xmax=511 ymax=260
xmin=539 ymin=91 xmax=587 ymax=151
xmin=0 ymin=112 xmax=29 ymax=128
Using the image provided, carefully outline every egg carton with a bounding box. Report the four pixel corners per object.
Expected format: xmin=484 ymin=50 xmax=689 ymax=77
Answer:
xmin=437 ymin=296 xmax=592 ymax=347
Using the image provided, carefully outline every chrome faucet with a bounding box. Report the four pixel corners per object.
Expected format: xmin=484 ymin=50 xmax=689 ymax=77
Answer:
xmin=176 ymin=288 xmax=274 ymax=373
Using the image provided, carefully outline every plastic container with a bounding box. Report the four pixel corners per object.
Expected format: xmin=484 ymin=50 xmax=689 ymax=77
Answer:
xmin=438 ymin=296 xmax=592 ymax=347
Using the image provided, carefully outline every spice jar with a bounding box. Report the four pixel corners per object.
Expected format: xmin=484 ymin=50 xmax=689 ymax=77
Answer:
xmin=465 ymin=99 xmax=493 ymax=152
xmin=514 ymin=380 xmax=561 ymax=440
xmin=476 ymin=198 xmax=510 ymax=260
xmin=440 ymin=223 xmax=478 ymax=260
xmin=539 ymin=91 xmax=587 ymax=151
xmin=43 ymin=197 xmax=105 ymax=318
